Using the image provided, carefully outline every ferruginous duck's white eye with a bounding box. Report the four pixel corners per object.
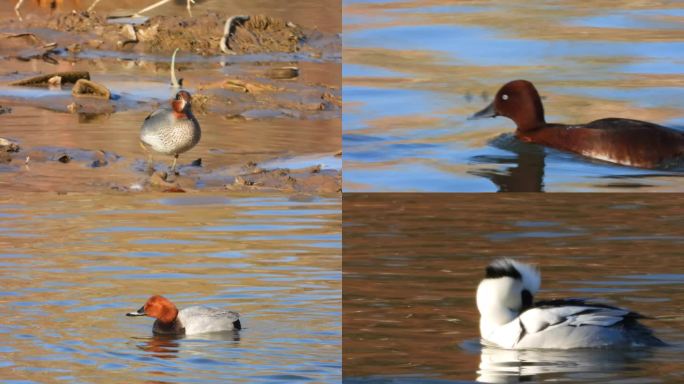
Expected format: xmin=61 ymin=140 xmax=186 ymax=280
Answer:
xmin=502 ymin=94 xmax=509 ymax=101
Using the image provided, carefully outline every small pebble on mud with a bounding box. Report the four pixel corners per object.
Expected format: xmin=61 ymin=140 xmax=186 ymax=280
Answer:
xmin=72 ymin=79 xmax=111 ymax=99
xmin=90 ymin=150 xmax=108 ymax=168
xmin=66 ymin=43 xmax=82 ymax=53
xmin=129 ymin=184 xmax=144 ymax=192
xmin=57 ymin=154 xmax=72 ymax=163
xmin=0 ymin=138 xmax=20 ymax=152
xmin=266 ymin=66 xmax=299 ymax=79
xmin=48 ymin=76 xmax=62 ymax=88
xmin=321 ymin=92 xmax=342 ymax=108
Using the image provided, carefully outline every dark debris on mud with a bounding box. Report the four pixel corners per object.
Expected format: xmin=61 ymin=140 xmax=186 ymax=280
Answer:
xmin=9 ymin=71 xmax=89 ymax=86
xmin=132 ymin=159 xmax=341 ymax=195
xmin=228 ymin=163 xmax=341 ymax=194
xmin=0 ymin=140 xmax=120 ymax=171
xmin=0 ymin=141 xmax=341 ymax=195
xmin=0 ymin=137 xmax=20 ymax=163
xmin=1 ymin=137 xmax=20 ymax=150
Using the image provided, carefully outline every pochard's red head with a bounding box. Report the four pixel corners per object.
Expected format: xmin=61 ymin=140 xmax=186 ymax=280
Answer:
xmin=126 ymin=295 xmax=179 ymax=324
xmin=470 ymin=80 xmax=546 ymax=132
xmin=171 ymin=90 xmax=193 ymax=116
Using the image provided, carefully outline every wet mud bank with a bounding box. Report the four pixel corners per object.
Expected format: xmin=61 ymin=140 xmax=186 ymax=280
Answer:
xmin=0 ymin=142 xmax=341 ymax=195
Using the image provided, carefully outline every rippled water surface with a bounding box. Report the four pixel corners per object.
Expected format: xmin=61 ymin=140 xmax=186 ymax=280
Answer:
xmin=343 ymin=1 xmax=684 ymax=192
xmin=344 ymin=194 xmax=684 ymax=383
xmin=0 ymin=194 xmax=341 ymax=383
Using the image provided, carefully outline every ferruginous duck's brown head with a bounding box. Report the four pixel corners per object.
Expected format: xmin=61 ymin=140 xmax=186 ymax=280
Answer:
xmin=171 ymin=90 xmax=193 ymax=116
xmin=126 ymin=295 xmax=179 ymax=324
xmin=470 ymin=80 xmax=546 ymax=132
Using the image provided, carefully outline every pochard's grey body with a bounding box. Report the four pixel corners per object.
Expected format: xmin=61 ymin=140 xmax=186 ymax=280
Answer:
xmin=140 ymin=90 xmax=200 ymax=173
xmin=126 ymin=295 xmax=241 ymax=336
xmin=476 ymin=258 xmax=664 ymax=349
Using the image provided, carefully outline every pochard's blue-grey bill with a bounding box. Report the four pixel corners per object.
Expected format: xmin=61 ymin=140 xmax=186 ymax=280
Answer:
xmin=468 ymin=101 xmax=498 ymax=120
xmin=126 ymin=306 xmax=146 ymax=317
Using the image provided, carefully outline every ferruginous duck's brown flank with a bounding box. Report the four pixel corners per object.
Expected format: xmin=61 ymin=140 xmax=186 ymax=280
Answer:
xmin=140 ymin=90 xmax=201 ymax=173
xmin=471 ymin=80 xmax=684 ymax=169
xmin=126 ymin=295 xmax=242 ymax=335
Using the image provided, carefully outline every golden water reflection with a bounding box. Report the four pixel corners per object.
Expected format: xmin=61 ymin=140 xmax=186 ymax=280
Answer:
xmin=0 ymin=193 xmax=341 ymax=383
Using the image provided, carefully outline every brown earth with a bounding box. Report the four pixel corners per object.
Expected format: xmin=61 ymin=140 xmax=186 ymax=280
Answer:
xmin=1 ymin=11 xmax=338 ymax=57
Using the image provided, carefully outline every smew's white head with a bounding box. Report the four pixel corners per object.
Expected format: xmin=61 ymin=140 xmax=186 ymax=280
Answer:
xmin=476 ymin=258 xmax=541 ymax=335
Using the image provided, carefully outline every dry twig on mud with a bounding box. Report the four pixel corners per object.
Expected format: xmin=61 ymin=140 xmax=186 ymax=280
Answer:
xmin=88 ymin=0 xmax=196 ymax=17
xmin=2 ymin=32 xmax=45 ymax=45
xmin=133 ymin=0 xmax=196 ymax=18
xmin=170 ymin=48 xmax=180 ymax=88
xmin=15 ymin=0 xmax=25 ymax=21
xmin=220 ymin=15 xmax=250 ymax=55
xmin=87 ymin=0 xmax=104 ymax=12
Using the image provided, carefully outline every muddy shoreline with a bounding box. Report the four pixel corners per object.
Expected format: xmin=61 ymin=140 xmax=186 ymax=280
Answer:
xmin=0 ymin=141 xmax=341 ymax=195
xmin=0 ymin=8 xmax=341 ymax=196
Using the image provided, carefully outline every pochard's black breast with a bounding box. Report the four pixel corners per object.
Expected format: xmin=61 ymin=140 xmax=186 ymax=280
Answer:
xmin=153 ymin=319 xmax=185 ymax=335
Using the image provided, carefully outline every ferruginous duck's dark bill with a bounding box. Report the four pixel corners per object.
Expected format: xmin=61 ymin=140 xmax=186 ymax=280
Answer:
xmin=468 ymin=101 xmax=498 ymax=120
xmin=469 ymin=80 xmax=684 ymax=169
